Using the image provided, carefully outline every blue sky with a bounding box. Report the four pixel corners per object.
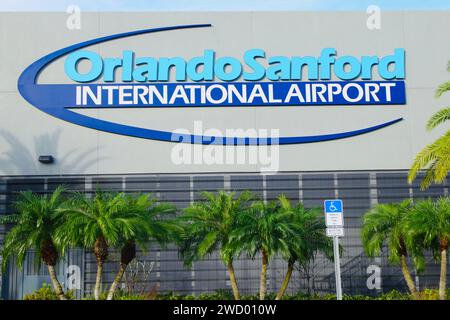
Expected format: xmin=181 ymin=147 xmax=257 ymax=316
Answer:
xmin=0 ymin=0 xmax=449 ymax=11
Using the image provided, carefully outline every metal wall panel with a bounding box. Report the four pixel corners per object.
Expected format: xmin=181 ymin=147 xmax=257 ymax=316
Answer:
xmin=266 ymin=175 xmax=299 ymax=202
xmin=377 ymin=172 xmax=410 ymax=204
xmin=0 ymin=171 xmax=449 ymax=299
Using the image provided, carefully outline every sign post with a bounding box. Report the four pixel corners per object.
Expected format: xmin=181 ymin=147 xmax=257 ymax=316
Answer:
xmin=324 ymin=199 xmax=344 ymax=300
xmin=332 ymin=233 xmax=343 ymax=300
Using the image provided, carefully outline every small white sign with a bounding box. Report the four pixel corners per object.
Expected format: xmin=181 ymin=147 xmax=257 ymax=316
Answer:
xmin=326 ymin=227 xmax=344 ymax=237
xmin=326 ymin=212 xmax=344 ymax=227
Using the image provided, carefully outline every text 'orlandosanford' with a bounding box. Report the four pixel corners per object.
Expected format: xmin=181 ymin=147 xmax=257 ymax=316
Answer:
xmin=64 ymin=48 xmax=406 ymax=107
xmin=65 ymin=48 xmax=404 ymax=82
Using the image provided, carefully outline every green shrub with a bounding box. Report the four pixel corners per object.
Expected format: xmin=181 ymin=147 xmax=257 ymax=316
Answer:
xmin=24 ymin=283 xmax=74 ymax=300
xmin=376 ymin=290 xmax=410 ymax=300
xmin=82 ymin=289 xmax=148 ymax=300
xmin=82 ymin=291 xmax=107 ymax=300
xmin=85 ymin=289 xmax=449 ymax=300
xmin=417 ymin=288 xmax=450 ymax=300
xmin=112 ymin=289 xmax=146 ymax=300
xmin=154 ymin=291 xmax=195 ymax=300
xmin=418 ymin=289 xmax=439 ymax=300
xmin=198 ymin=289 xmax=233 ymax=300
xmin=27 ymin=286 xmax=449 ymax=300
xmin=152 ymin=290 xmax=412 ymax=300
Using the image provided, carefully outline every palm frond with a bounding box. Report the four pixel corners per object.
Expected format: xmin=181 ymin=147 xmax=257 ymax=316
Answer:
xmin=426 ymin=107 xmax=450 ymax=130
xmin=408 ymin=131 xmax=450 ymax=189
xmin=0 ymin=214 xmax=20 ymax=224
xmin=436 ymin=81 xmax=450 ymax=98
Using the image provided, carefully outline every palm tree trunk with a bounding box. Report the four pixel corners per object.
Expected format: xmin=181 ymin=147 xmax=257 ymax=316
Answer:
xmin=94 ymin=261 xmax=103 ymax=300
xmin=226 ymin=261 xmax=240 ymax=300
xmin=400 ymin=254 xmax=419 ymax=299
xmin=93 ymin=235 xmax=108 ymax=300
xmin=439 ymin=248 xmax=447 ymax=300
xmin=47 ymin=265 xmax=67 ymax=300
xmin=40 ymin=239 xmax=66 ymax=300
xmin=275 ymin=259 xmax=294 ymax=300
xmin=259 ymin=249 xmax=268 ymax=300
xmin=107 ymin=263 xmax=127 ymax=300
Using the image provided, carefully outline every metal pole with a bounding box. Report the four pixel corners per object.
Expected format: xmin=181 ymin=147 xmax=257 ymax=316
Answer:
xmin=333 ymin=236 xmax=342 ymax=300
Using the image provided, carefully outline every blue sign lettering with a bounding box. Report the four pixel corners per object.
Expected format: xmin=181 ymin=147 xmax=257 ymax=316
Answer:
xmin=64 ymin=48 xmax=405 ymax=83
xmin=18 ymin=24 xmax=406 ymax=144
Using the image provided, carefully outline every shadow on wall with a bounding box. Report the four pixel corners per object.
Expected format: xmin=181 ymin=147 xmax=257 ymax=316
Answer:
xmin=0 ymin=128 xmax=102 ymax=175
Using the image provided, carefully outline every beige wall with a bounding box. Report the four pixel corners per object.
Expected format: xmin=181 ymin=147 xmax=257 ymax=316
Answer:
xmin=0 ymin=11 xmax=449 ymax=175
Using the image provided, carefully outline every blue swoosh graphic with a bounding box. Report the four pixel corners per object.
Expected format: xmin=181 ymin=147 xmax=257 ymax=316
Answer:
xmin=17 ymin=24 xmax=403 ymax=145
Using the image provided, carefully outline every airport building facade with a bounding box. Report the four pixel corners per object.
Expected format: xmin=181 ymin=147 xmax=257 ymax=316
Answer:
xmin=0 ymin=11 xmax=449 ymax=299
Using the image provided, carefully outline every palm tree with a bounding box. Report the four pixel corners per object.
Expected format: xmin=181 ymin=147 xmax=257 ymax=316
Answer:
xmin=55 ymin=191 xmax=140 ymax=300
xmin=106 ymin=194 xmax=177 ymax=300
xmin=0 ymin=187 xmax=68 ymax=300
xmin=275 ymin=195 xmax=332 ymax=300
xmin=408 ymin=197 xmax=450 ymax=300
xmin=231 ymin=199 xmax=297 ymax=300
xmin=409 ymin=61 xmax=450 ymax=190
xmin=361 ymin=200 xmax=422 ymax=299
xmin=179 ymin=190 xmax=253 ymax=300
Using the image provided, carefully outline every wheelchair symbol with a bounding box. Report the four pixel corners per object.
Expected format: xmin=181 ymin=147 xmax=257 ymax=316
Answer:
xmin=328 ymin=202 xmax=338 ymax=212
xmin=324 ymin=199 xmax=342 ymax=213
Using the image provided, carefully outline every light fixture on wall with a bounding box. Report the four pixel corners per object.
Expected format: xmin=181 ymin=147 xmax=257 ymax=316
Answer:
xmin=38 ymin=155 xmax=54 ymax=164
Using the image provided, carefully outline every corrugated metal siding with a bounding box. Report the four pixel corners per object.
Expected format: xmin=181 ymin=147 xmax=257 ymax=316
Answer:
xmin=0 ymin=171 xmax=449 ymax=299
